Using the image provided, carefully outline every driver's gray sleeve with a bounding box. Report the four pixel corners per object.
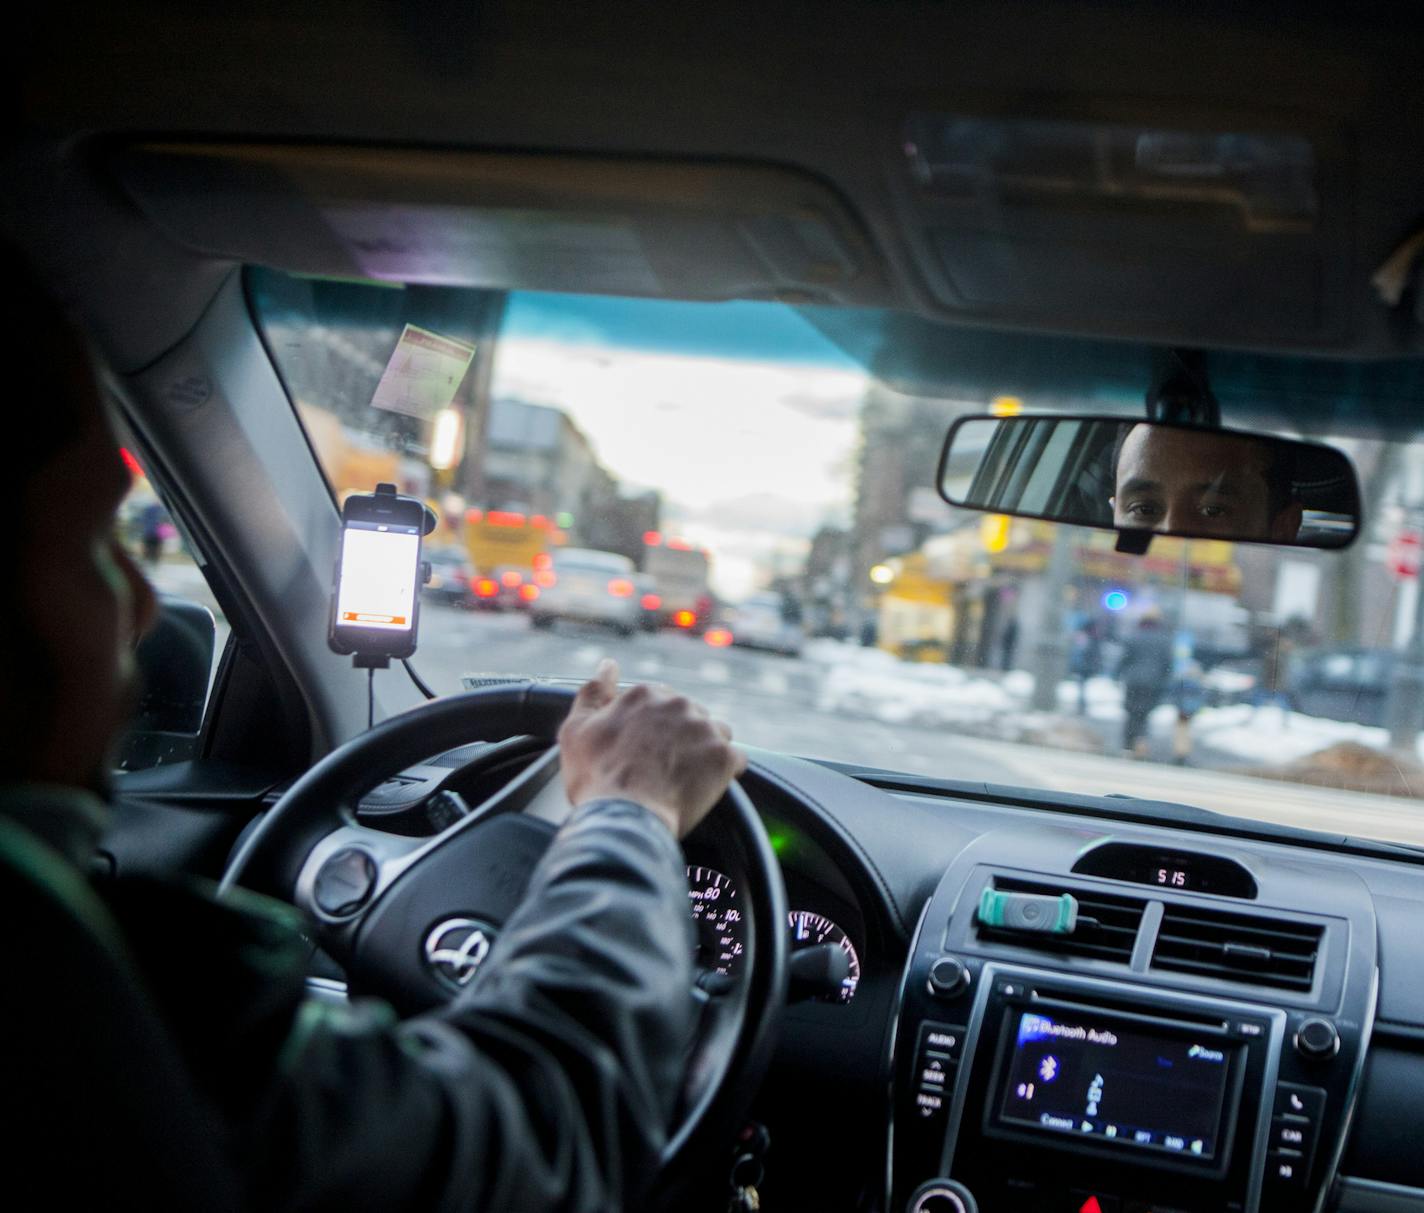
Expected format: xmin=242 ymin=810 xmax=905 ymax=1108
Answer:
xmin=235 ymin=799 xmax=697 ymax=1213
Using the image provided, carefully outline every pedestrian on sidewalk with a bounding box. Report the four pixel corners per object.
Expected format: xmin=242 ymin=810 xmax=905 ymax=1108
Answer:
xmin=1117 ymin=609 xmax=1173 ymax=757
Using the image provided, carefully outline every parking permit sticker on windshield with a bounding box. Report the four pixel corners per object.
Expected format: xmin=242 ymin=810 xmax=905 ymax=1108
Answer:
xmin=370 ymin=324 xmax=477 ymax=421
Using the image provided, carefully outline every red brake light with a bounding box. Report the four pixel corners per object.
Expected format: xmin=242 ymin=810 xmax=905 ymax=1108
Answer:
xmin=704 ymin=627 xmax=733 ymax=648
xmin=668 ymin=537 xmax=692 ymax=551
xmin=474 ymin=578 xmax=499 ymax=598
xmin=532 ymin=552 xmax=553 ymax=571
xmin=519 ymin=584 xmax=540 ymax=602
xmin=487 ymin=510 xmax=526 ymax=527
xmin=531 ymin=514 xmax=549 ymax=529
xmin=500 ymin=570 xmax=523 ymax=587
xmin=673 ymin=610 xmax=696 ymax=628
xmin=640 ymin=593 xmax=662 ymax=611
xmin=465 ymin=509 xmax=483 ymax=524
xmin=534 ymin=571 xmax=557 ymax=588
xmin=119 ymin=447 xmax=144 ymax=479
xmin=608 ymin=578 xmax=635 ymax=597
xmin=643 ymin=530 xmax=663 ymax=546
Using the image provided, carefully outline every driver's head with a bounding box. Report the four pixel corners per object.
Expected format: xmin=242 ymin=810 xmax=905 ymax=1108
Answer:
xmin=2 ymin=247 xmax=158 ymax=794
xmin=1110 ymin=423 xmax=1303 ymax=542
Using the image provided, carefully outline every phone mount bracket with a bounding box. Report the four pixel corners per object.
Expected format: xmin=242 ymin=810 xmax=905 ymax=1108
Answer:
xmin=372 ymin=482 xmax=439 ymax=537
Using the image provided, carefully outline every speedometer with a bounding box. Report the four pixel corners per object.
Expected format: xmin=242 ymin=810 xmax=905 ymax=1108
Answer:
xmin=788 ymin=910 xmax=861 ymax=1003
xmin=686 ymin=865 xmax=745 ymax=978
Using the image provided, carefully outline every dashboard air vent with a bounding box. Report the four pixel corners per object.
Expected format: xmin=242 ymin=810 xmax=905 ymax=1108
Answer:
xmin=1151 ymin=906 xmax=1321 ymax=992
xmin=975 ymin=877 xmax=1145 ymax=964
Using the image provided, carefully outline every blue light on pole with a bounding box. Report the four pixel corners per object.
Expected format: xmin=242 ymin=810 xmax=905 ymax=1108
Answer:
xmin=1102 ymin=589 xmax=1130 ymax=612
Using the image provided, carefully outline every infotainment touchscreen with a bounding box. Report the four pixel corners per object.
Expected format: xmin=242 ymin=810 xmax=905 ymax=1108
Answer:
xmin=996 ymin=1009 xmax=1237 ymax=1161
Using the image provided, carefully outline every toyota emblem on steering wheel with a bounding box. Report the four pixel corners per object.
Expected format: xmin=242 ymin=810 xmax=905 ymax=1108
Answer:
xmin=424 ymin=918 xmax=497 ymax=990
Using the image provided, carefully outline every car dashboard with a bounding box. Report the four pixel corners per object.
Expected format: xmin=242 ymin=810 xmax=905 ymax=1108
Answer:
xmin=283 ymin=735 xmax=1424 ymax=1213
xmin=725 ymin=750 xmax=1424 ymax=1213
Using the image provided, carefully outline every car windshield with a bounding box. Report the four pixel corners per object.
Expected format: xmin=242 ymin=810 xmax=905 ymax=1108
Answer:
xmin=247 ymin=267 xmax=1424 ymax=847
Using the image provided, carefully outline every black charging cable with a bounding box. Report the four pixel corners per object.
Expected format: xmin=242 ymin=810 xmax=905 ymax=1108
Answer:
xmin=367 ymin=666 xmax=376 ymax=730
xmin=402 ymin=658 xmax=438 ymax=700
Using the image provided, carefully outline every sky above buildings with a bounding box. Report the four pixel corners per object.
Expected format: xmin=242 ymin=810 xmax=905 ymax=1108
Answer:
xmin=493 ymin=292 xmax=872 ymax=597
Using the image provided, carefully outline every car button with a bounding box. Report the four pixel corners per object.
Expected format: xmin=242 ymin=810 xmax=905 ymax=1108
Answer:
xmin=1266 ymin=1148 xmax=1306 ymax=1187
xmin=1272 ymin=1115 xmax=1312 ymax=1153
xmin=919 ymin=1022 xmax=966 ymax=1062
xmin=312 ymin=847 xmax=377 ymax=916
xmin=1068 ymin=1191 xmax=1120 ymax=1213
xmin=1273 ymin=1082 xmax=1325 ymax=1123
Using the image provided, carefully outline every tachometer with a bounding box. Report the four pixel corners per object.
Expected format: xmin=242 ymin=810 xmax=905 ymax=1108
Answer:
xmin=788 ymin=910 xmax=861 ymax=1003
xmin=686 ymin=865 xmax=745 ymax=978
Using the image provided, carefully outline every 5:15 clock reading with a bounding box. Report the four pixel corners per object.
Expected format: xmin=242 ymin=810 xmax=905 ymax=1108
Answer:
xmin=1156 ymin=868 xmax=1188 ymax=887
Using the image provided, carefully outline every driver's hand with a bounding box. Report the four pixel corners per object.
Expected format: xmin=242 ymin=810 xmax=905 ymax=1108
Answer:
xmin=559 ymin=658 xmax=747 ymax=839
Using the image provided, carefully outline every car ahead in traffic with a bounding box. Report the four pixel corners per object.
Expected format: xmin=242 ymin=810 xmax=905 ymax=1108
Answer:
xmin=481 ymin=564 xmax=540 ymax=612
xmin=529 ymin=549 xmax=641 ymax=636
xmin=421 ymin=546 xmax=476 ymax=609
xmin=633 ymin=573 xmax=662 ymax=632
xmin=726 ymin=592 xmax=804 ymax=657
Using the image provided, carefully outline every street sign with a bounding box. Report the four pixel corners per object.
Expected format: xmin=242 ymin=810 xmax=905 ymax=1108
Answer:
xmin=1388 ymin=531 xmax=1422 ymax=580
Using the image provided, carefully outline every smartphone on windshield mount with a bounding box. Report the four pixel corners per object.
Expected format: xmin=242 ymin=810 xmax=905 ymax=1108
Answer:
xmin=328 ymin=483 xmax=429 ymax=662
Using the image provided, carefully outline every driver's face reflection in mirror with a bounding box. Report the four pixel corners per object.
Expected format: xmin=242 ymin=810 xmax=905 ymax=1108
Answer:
xmin=1111 ymin=424 xmax=1304 ymax=542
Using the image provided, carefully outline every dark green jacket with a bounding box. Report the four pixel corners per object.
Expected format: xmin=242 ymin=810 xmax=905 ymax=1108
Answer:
xmin=0 ymin=784 xmax=695 ymax=1211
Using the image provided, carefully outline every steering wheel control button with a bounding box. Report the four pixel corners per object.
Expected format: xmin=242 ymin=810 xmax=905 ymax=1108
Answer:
xmin=927 ymin=955 xmax=971 ymax=999
xmin=423 ymin=918 xmax=498 ymax=991
xmin=312 ymin=847 xmax=377 ymax=917
xmin=1294 ymin=1017 xmax=1340 ymax=1059
xmin=907 ymin=1179 xmax=978 ymax=1213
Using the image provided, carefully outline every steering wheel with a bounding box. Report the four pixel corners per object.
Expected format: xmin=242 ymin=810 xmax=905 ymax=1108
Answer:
xmin=219 ymin=682 xmax=787 ymax=1194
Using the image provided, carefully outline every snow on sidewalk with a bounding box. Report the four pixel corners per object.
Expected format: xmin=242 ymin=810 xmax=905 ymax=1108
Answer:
xmin=1188 ymin=703 xmax=1415 ymax=765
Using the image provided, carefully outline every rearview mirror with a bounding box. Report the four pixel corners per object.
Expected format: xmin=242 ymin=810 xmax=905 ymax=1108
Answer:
xmin=937 ymin=415 xmax=1360 ymax=549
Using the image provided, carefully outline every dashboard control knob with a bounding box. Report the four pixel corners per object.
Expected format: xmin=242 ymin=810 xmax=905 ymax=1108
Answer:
xmin=927 ymin=956 xmax=971 ymax=999
xmin=1295 ymin=1017 xmax=1340 ymax=1059
xmin=907 ymin=1178 xmax=978 ymax=1213
xmin=312 ymin=847 xmax=377 ymax=917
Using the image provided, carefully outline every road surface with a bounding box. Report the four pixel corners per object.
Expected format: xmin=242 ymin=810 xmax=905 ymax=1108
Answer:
xmin=147 ymin=560 xmax=1424 ymax=848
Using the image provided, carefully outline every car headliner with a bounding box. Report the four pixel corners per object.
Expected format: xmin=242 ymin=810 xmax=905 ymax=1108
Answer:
xmin=7 ymin=1 xmax=1424 ymax=405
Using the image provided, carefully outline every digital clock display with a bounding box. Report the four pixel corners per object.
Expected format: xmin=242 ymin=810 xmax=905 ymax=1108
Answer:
xmin=1072 ymin=843 xmax=1258 ymax=899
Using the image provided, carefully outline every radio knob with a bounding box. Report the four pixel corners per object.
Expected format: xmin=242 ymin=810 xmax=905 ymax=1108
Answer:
xmin=927 ymin=956 xmax=971 ymax=999
xmin=907 ymin=1179 xmax=978 ymax=1213
xmin=1295 ymin=1017 xmax=1340 ymax=1060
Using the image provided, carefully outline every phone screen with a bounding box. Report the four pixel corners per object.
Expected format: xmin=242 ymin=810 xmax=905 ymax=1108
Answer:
xmin=334 ymin=520 xmax=421 ymax=633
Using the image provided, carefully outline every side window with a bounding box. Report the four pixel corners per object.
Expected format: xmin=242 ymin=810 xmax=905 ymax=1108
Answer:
xmin=113 ymin=443 xmax=228 ymax=772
